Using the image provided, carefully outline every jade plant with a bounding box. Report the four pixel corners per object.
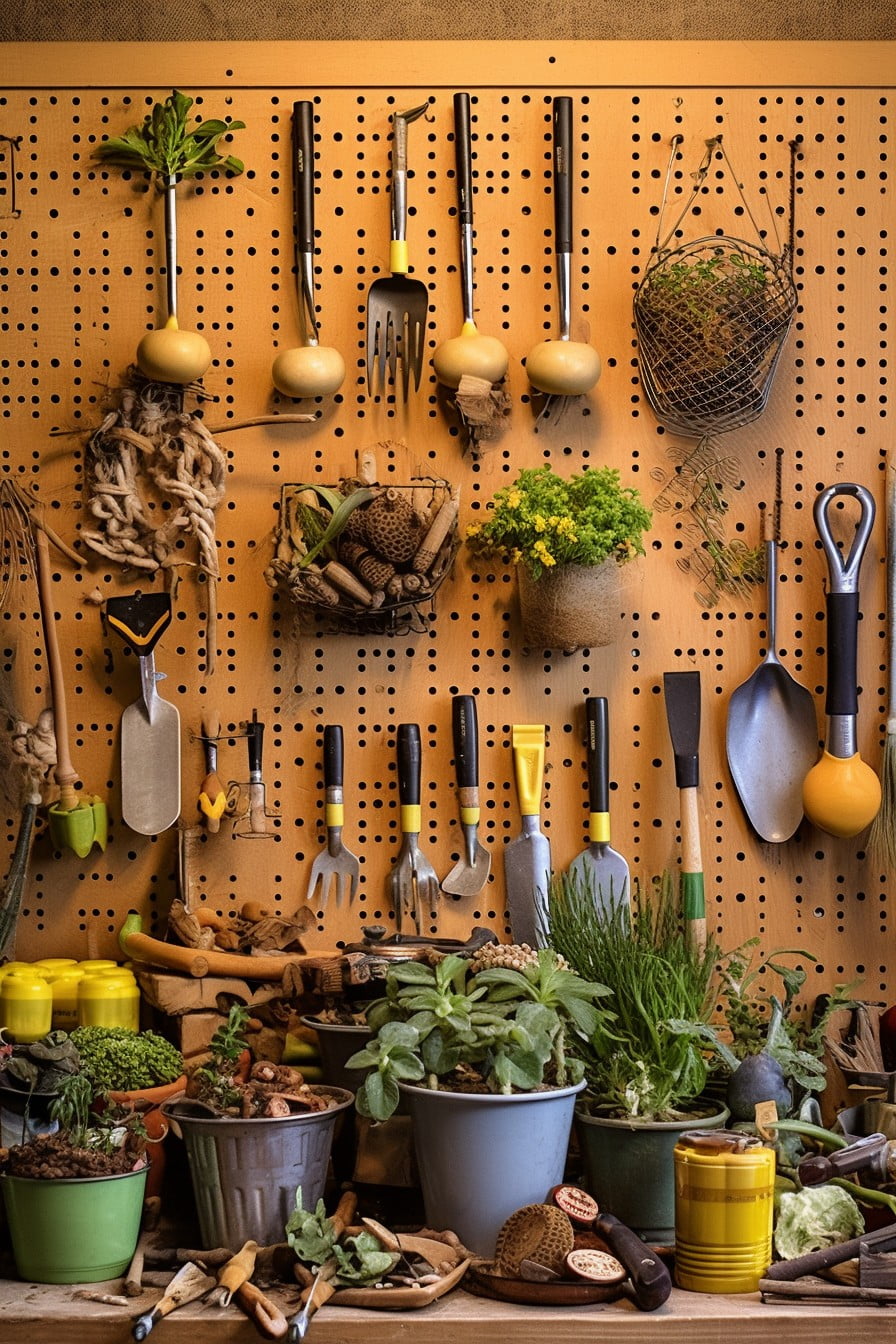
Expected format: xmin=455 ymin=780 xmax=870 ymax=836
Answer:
xmin=346 ymin=948 xmax=613 ymax=1123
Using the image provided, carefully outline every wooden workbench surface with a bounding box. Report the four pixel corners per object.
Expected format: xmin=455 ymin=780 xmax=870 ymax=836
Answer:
xmin=1 ymin=1278 xmax=892 ymax=1343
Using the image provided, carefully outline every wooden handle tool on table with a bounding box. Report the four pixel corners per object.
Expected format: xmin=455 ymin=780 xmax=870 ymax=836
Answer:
xmin=663 ymin=671 xmax=705 ymax=954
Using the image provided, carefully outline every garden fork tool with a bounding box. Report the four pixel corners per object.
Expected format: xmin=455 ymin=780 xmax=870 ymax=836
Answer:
xmin=441 ymin=694 xmax=490 ymax=898
xmin=388 ymin=722 xmax=440 ymax=934
xmin=306 ymin=724 xmax=360 ymax=906
xmin=366 ymin=101 xmax=430 ymax=399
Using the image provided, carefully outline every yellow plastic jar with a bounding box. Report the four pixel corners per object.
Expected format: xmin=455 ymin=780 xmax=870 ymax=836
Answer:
xmin=45 ymin=965 xmax=86 ymax=1031
xmin=77 ymin=970 xmax=140 ymax=1030
xmin=0 ymin=968 xmax=53 ymax=1041
xmin=674 ymin=1129 xmax=776 ymax=1293
xmin=34 ymin=958 xmax=78 ymax=974
xmin=77 ymin=960 xmax=119 ymax=975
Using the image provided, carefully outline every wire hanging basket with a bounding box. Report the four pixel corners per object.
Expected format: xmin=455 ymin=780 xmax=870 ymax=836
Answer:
xmin=634 ymin=136 xmax=798 ymax=438
xmin=267 ymin=475 xmax=460 ymax=636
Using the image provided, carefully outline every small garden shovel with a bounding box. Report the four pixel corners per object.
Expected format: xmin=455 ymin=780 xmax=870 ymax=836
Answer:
xmin=106 ymin=591 xmax=181 ymax=837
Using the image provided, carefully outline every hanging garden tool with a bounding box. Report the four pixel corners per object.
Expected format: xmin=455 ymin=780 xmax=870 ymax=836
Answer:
xmin=433 ymin=92 xmax=509 ymax=449
xmin=93 ymin=89 xmax=245 ymax=385
xmin=726 ymin=459 xmax=818 ymax=843
xmin=106 ymin=592 xmax=181 ymax=836
xmin=566 ymin=697 xmax=630 ymax=922
xmin=388 ymin=723 xmax=440 ymax=934
xmin=366 ymin=100 xmax=430 ymax=399
xmin=272 ymin=100 xmax=345 ymax=399
xmin=226 ymin=712 xmax=278 ymax=838
xmin=869 ymin=455 xmax=896 ymax=871
xmin=34 ymin=526 xmax=108 ymax=857
xmin=441 ymin=694 xmax=491 ymax=898
xmin=504 ymin=723 xmax=551 ymax=948
xmin=197 ymin=712 xmax=227 ymax=833
xmin=802 ymin=482 xmax=881 ymax=838
xmin=663 ymin=671 xmax=705 ymax=954
xmin=525 ymin=96 xmax=601 ymax=414
xmin=306 ymin=724 xmax=360 ymax=905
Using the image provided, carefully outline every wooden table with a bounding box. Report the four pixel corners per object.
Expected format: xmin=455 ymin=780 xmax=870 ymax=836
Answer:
xmin=1 ymin=1278 xmax=892 ymax=1343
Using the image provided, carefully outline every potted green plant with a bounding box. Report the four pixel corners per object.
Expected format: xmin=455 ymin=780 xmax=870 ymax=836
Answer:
xmin=0 ymin=1072 xmax=149 ymax=1283
xmin=69 ymin=1024 xmax=186 ymax=1198
xmin=465 ymin=465 xmax=651 ymax=651
xmin=547 ymin=872 xmax=730 ymax=1242
xmin=346 ymin=944 xmax=613 ymax=1255
xmin=162 ymin=1005 xmax=353 ymax=1249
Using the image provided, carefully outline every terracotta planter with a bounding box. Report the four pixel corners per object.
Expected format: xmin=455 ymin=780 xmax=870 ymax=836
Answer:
xmin=517 ymin=559 xmax=622 ymax=652
xmin=106 ymin=1074 xmax=187 ymax=1200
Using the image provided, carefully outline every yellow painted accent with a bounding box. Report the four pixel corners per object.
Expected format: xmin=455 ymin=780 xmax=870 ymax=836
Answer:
xmin=588 ymin=812 xmax=610 ymax=844
xmin=107 ymin=609 xmax=170 ymax=650
xmin=461 ymin=319 xmax=479 ymax=337
xmin=389 ymin=239 xmax=409 ymax=275
xmin=401 ymin=803 xmax=422 ymax=833
xmin=164 ymin=313 xmax=180 ymax=330
xmin=199 ymin=791 xmax=227 ymax=820
xmin=512 ymin=724 xmax=545 ymax=817
xmin=460 ymin=806 xmax=480 ymax=826
xmin=325 ymin=802 xmax=345 ymax=828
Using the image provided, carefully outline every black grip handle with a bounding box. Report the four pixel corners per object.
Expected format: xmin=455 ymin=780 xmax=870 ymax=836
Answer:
xmin=453 ymin=92 xmax=473 ymax=226
xmin=594 ymin=1212 xmax=671 ymax=1312
xmin=451 ymin=695 xmax=479 ymax=790
xmin=292 ymin=100 xmax=315 ymax=255
xmin=246 ymin=717 xmax=264 ymax=776
xmin=323 ymin=724 xmax=344 ymax=789
xmin=397 ymin=723 xmax=421 ymax=806
xmin=585 ymin=696 xmax=609 ymax=815
xmin=106 ymin=592 xmax=172 ymax=657
xmin=825 ymin=591 xmax=860 ymax=719
xmin=552 ymin=95 xmax=573 ymax=255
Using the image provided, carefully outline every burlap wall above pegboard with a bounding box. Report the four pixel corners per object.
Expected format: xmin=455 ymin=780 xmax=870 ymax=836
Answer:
xmin=2 ymin=0 xmax=894 ymax=42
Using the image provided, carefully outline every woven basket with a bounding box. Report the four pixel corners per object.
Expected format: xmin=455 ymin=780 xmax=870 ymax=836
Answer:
xmin=634 ymin=236 xmax=797 ymax=438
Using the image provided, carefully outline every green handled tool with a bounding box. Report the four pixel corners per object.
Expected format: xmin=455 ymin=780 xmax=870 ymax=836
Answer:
xmin=663 ymin=671 xmax=705 ymax=954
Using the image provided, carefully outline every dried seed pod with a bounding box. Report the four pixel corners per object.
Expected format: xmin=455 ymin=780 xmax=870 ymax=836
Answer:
xmin=412 ymin=488 xmax=460 ymax=573
xmin=339 ymin=539 xmax=396 ymax=590
xmin=364 ymin=488 xmax=422 ymax=564
xmin=322 ymin=561 xmax=375 ymax=607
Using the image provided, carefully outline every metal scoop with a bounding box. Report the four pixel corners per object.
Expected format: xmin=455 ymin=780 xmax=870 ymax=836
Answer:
xmin=726 ymin=497 xmax=818 ymax=842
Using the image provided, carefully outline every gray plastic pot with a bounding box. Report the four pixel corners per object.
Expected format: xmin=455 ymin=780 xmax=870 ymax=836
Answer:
xmin=398 ymin=1078 xmax=585 ymax=1257
xmin=576 ymin=1100 xmax=729 ymax=1244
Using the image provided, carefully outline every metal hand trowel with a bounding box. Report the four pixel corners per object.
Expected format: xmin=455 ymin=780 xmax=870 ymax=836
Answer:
xmin=106 ymin=592 xmax=181 ymax=836
xmin=504 ymin=724 xmax=551 ymax=948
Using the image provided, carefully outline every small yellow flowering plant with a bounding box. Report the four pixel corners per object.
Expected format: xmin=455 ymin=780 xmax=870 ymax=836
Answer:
xmin=466 ymin=466 xmax=652 ymax=580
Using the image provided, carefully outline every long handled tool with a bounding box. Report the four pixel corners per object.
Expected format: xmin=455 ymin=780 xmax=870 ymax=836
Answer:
xmin=726 ymin=480 xmax=818 ymax=842
xmin=869 ymin=459 xmax=896 ymax=869
xmin=566 ymin=697 xmax=630 ymax=921
xmin=802 ymin=482 xmax=881 ymax=837
xmin=504 ymin=724 xmax=551 ymax=947
xmin=432 ymin=92 xmax=508 ymax=392
xmin=441 ymin=694 xmax=491 ymax=898
xmin=525 ymin=95 xmax=601 ymax=410
xmin=663 ymin=671 xmax=705 ymax=954
xmin=34 ymin=526 xmax=107 ymax=857
xmin=366 ymin=101 xmax=430 ymax=399
xmin=271 ymin=100 xmax=345 ymax=400
xmin=106 ymin=592 xmax=181 ymax=836
xmin=388 ymin=723 xmax=440 ymax=934
xmin=306 ymin=724 xmax=360 ymax=905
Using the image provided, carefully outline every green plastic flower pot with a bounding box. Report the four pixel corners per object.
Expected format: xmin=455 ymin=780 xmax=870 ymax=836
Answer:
xmin=1 ymin=1163 xmax=148 ymax=1283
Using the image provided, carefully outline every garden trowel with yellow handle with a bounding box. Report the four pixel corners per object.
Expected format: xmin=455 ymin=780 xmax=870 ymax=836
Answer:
xmin=106 ymin=591 xmax=181 ymax=837
xmin=504 ymin=723 xmax=551 ymax=948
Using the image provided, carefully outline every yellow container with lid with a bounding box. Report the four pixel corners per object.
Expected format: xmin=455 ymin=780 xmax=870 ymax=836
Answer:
xmin=45 ymin=965 xmax=86 ymax=1030
xmin=0 ymin=968 xmax=53 ymax=1041
xmin=34 ymin=958 xmax=78 ymax=974
xmin=77 ymin=960 xmax=118 ymax=975
xmin=77 ymin=969 xmax=140 ymax=1030
xmin=674 ymin=1128 xmax=776 ymax=1293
